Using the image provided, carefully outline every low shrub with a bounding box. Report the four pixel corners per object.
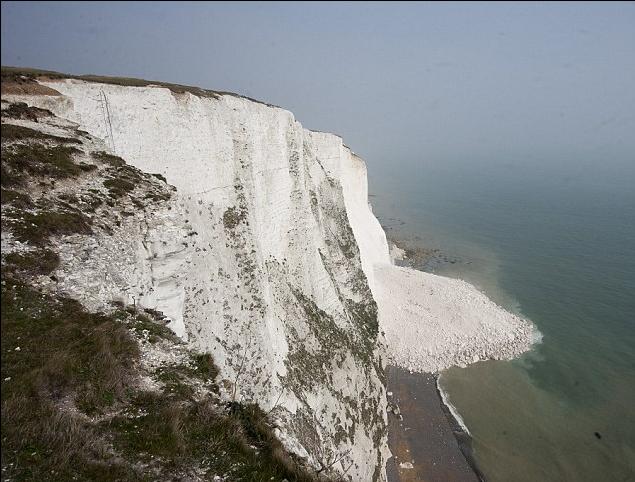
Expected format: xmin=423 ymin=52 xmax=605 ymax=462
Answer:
xmin=4 ymin=249 xmax=60 ymax=276
xmin=1 ymin=123 xmax=81 ymax=143
xmin=2 ymin=143 xmax=83 ymax=186
xmin=1 ymin=102 xmax=53 ymax=121
xmin=7 ymin=209 xmax=92 ymax=245
xmin=92 ymin=150 xmax=125 ymax=167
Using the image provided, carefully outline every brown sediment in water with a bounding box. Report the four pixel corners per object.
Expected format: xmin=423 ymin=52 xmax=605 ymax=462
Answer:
xmin=386 ymin=366 xmax=482 ymax=482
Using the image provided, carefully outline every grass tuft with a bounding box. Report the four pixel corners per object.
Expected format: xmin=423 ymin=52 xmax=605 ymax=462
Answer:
xmin=103 ymin=177 xmax=135 ymax=198
xmin=2 ymin=143 xmax=84 ymax=186
xmin=7 ymin=209 xmax=93 ymax=246
xmin=1 ymin=187 xmax=33 ymax=208
xmin=1 ymin=102 xmax=53 ymax=121
xmin=126 ymin=309 xmax=178 ymax=344
xmin=107 ymin=392 xmax=316 ymax=481
xmin=192 ymin=352 xmax=220 ymax=381
xmin=1 ymin=123 xmax=81 ymax=144
xmin=223 ymin=205 xmax=248 ymax=230
xmin=1 ymin=279 xmax=141 ymax=480
xmin=4 ymin=249 xmax=60 ymax=276
xmin=92 ymin=150 xmax=125 ymax=167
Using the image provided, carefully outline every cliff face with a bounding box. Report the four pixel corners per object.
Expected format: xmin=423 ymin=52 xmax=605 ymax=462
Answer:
xmin=12 ymin=78 xmax=391 ymax=480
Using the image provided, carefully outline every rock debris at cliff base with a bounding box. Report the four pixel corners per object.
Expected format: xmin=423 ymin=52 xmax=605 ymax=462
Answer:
xmin=375 ymin=264 xmax=536 ymax=373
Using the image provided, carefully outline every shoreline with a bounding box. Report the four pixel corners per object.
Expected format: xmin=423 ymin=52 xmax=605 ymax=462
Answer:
xmin=386 ymin=366 xmax=482 ymax=482
xmin=381 ymin=230 xmax=514 ymax=482
xmin=383 ymin=233 xmax=485 ymax=481
xmin=435 ymin=376 xmax=487 ymax=481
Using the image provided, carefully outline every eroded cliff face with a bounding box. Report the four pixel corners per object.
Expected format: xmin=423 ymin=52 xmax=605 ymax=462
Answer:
xmin=10 ymin=79 xmax=391 ymax=480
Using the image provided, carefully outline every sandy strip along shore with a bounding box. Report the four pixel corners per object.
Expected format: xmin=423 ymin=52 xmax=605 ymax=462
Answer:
xmin=386 ymin=366 xmax=482 ymax=482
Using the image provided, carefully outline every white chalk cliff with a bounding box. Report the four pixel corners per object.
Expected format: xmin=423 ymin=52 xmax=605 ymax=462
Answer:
xmin=13 ymin=79 xmax=390 ymax=481
xmin=10 ymin=77 xmax=535 ymax=480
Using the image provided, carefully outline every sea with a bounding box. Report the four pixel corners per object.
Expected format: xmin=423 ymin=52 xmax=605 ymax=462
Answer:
xmin=369 ymin=152 xmax=635 ymax=482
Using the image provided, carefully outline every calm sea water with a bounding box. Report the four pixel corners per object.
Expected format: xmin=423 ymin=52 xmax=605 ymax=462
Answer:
xmin=369 ymin=154 xmax=635 ymax=481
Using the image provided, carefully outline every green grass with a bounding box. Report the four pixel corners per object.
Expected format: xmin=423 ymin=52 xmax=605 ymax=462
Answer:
xmin=153 ymin=353 xmax=220 ymax=399
xmin=1 ymin=123 xmax=81 ymax=144
xmin=1 ymin=142 xmax=84 ymax=186
xmin=155 ymin=365 xmax=197 ymax=399
xmin=103 ymin=176 xmax=135 ymax=198
xmin=192 ymin=352 xmax=220 ymax=381
xmin=92 ymin=150 xmax=125 ymax=167
xmin=107 ymin=393 xmax=316 ymax=481
xmin=7 ymin=208 xmax=93 ymax=246
xmin=1 ymin=102 xmax=53 ymax=121
xmin=3 ymin=248 xmax=60 ymax=276
xmin=119 ymin=308 xmax=178 ymax=345
xmin=1 ymin=278 xmax=318 ymax=481
xmin=102 ymin=165 xmax=148 ymax=198
xmin=1 ymin=279 xmax=141 ymax=480
xmin=0 ymin=187 xmax=33 ymax=208
xmin=1 ymin=280 xmax=140 ymax=412
xmin=1 ymin=122 xmax=87 ymax=187
xmin=2 ymin=65 xmax=219 ymax=99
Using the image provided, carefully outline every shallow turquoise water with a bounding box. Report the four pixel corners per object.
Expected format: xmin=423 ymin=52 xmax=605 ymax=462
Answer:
xmin=369 ymin=155 xmax=635 ymax=481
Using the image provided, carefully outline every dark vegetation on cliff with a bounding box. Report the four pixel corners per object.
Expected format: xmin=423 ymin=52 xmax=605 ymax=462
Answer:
xmin=0 ymin=103 xmax=317 ymax=481
xmin=1 ymin=276 xmax=316 ymax=481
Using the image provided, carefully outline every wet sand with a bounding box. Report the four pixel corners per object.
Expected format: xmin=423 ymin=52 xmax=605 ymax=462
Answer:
xmin=386 ymin=366 xmax=483 ymax=482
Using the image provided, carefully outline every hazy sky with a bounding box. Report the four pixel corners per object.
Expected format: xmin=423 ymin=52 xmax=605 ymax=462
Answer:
xmin=2 ymin=1 xmax=634 ymax=171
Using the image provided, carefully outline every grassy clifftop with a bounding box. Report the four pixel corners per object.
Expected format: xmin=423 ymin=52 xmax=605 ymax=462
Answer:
xmin=1 ymin=66 xmax=277 ymax=107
